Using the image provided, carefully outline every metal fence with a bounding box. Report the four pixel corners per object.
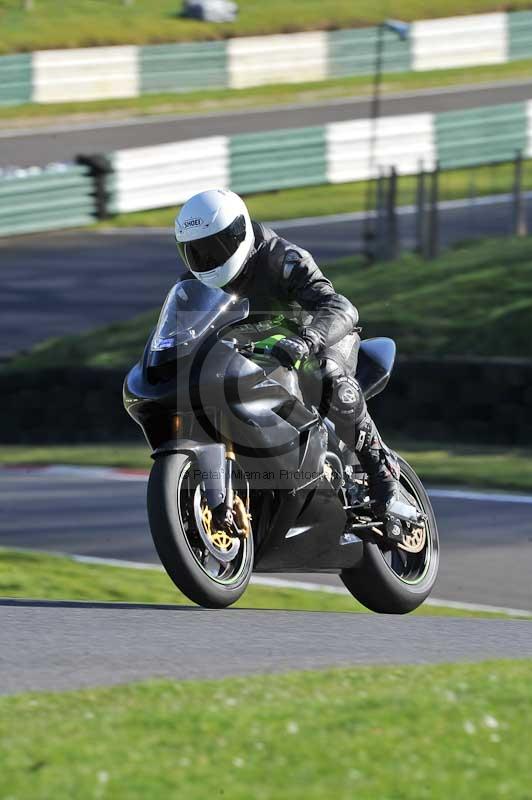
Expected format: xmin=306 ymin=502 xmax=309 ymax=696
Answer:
xmin=364 ymin=153 xmax=532 ymax=261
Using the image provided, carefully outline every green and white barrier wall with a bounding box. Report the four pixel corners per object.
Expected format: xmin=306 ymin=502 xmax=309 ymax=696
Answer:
xmin=0 ymin=100 xmax=530 ymax=235
xmin=107 ymin=101 xmax=531 ymax=214
xmin=2 ymin=11 xmax=532 ymax=106
xmin=0 ymin=164 xmax=97 ymax=236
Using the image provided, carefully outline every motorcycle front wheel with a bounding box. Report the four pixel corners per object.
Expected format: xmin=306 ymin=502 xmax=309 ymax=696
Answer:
xmin=147 ymin=453 xmax=254 ymax=608
xmin=340 ymin=455 xmax=439 ymax=614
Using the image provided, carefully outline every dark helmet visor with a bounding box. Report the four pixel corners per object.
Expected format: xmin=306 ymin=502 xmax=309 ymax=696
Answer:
xmin=177 ymin=214 xmax=247 ymax=273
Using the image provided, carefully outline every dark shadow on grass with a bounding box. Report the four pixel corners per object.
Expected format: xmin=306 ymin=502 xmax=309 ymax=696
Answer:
xmin=0 ymin=598 xmax=202 ymax=611
xmin=0 ymin=598 xmax=357 ymax=615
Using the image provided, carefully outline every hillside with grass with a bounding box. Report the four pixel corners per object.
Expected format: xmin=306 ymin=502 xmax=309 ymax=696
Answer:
xmin=5 ymin=236 xmax=532 ymax=372
xmin=2 ymin=0 xmax=532 ymax=53
xmin=329 ymin=237 xmax=532 ymax=359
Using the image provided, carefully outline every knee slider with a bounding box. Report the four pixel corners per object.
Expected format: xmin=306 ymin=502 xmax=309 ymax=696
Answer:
xmin=330 ymin=375 xmax=365 ymax=421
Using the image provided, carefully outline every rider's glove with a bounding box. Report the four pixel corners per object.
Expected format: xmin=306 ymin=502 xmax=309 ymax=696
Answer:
xmin=271 ymin=334 xmax=314 ymax=369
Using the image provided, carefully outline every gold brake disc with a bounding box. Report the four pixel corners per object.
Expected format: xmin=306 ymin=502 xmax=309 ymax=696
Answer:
xmin=200 ymin=497 xmax=251 ymax=550
xmin=397 ymin=523 xmax=427 ymax=554
xmin=200 ymin=503 xmax=235 ymax=552
xmin=371 ymin=520 xmax=427 ymax=553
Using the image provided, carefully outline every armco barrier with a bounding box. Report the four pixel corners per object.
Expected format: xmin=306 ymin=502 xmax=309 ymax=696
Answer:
xmin=0 ymin=53 xmax=32 ymax=107
xmin=106 ymin=101 xmax=527 ymax=215
xmin=140 ymin=41 xmax=227 ymax=94
xmin=33 ymin=46 xmax=138 ymax=103
xmin=327 ymin=26 xmax=410 ymax=78
xmin=2 ymin=100 xmax=529 ymax=230
xmin=230 ymin=127 xmax=327 ymax=195
xmin=411 ymin=13 xmax=507 ymax=71
xmin=2 ymin=358 xmax=531 ymax=445
xmin=527 ymin=101 xmax=532 ymax=158
xmin=508 ymin=10 xmax=532 ymax=61
xmin=4 ymin=10 xmax=532 ymax=107
xmin=109 ymin=136 xmax=229 ymax=213
xmin=434 ymin=103 xmax=528 ymax=169
xmin=0 ymin=165 xmax=97 ymax=236
xmin=227 ymin=31 xmax=327 ymax=89
xmin=326 ymin=113 xmax=435 ymax=183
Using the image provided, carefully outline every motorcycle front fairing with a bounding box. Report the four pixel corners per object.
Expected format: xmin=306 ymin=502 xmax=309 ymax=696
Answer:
xmin=148 ymin=280 xmax=250 ymax=368
xmin=124 ymin=280 xmax=317 ymax=469
xmin=124 ymin=280 xmax=250 ymax=437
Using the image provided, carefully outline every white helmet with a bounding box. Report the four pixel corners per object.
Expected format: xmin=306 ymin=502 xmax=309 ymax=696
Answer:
xmin=175 ymin=188 xmax=254 ymax=289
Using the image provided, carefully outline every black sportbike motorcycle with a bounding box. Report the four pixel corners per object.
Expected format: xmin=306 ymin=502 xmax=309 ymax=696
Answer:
xmin=124 ymin=279 xmax=439 ymax=612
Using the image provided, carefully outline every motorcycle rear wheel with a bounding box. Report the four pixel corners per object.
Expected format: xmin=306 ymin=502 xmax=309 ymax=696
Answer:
xmin=147 ymin=453 xmax=254 ymax=608
xmin=340 ymin=456 xmax=439 ymax=614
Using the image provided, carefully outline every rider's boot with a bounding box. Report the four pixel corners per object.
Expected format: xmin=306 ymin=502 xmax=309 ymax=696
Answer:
xmin=354 ymin=413 xmax=421 ymax=523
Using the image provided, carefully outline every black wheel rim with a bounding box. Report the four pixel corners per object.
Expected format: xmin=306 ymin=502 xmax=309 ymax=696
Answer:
xmin=177 ymin=461 xmax=250 ymax=586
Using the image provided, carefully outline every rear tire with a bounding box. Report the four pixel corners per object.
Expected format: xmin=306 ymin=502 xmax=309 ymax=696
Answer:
xmin=340 ymin=456 xmax=439 ymax=614
xmin=147 ymin=453 xmax=254 ymax=608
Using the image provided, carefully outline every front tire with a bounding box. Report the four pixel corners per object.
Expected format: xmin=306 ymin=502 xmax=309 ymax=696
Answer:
xmin=147 ymin=453 xmax=254 ymax=608
xmin=340 ymin=456 xmax=439 ymax=614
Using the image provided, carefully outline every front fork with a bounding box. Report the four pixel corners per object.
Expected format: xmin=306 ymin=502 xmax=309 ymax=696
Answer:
xmin=211 ymin=416 xmax=251 ymax=538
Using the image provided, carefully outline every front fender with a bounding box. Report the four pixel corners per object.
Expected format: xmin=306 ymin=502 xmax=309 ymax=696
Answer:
xmin=152 ymin=439 xmax=226 ymax=508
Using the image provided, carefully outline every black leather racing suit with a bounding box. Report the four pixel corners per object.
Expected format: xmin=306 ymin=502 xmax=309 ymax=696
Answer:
xmin=229 ymin=222 xmax=374 ymax=446
xmin=220 ymin=220 xmax=404 ymax=514
xmin=227 ymin=221 xmax=402 ymax=508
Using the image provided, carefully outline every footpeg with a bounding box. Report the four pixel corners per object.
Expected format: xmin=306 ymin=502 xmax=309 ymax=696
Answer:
xmin=344 ymin=501 xmax=373 ymax=514
xmin=339 ymin=531 xmax=362 ymax=546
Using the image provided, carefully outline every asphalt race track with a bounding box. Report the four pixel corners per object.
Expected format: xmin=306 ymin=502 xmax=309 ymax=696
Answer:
xmin=1 ymin=602 xmax=531 ymax=694
xmin=1 ymin=469 xmax=531 ymax=611
xmin=1 ymin=468 xmax=531 ymax=694
xmin=2 ymin=79 xmax=532 ymax=167
xmin=2 ymin=194 xmax=531 ymax=359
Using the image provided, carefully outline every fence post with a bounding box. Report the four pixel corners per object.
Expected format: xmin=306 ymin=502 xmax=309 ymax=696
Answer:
xmin=386 ymin=165 xmax=399 ymax=260
xmin=76 ymin=154 xmax=113 ymax=220
xmin=374 ymin=168 xmax=386 ymax=261
xmin=416 ymin=160 xmax=426 ymax=256
xmin=363 ymin=170 xmax=384 ymax=263
xmin=513 ymin=150 xmax=527 ymax=237
xmin=428 ymin=161 xmax=440 ymax=260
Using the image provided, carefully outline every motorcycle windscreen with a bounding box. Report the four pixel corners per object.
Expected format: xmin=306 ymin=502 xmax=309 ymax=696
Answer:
xmin=149 ymin=279 xmax=249 ymax=363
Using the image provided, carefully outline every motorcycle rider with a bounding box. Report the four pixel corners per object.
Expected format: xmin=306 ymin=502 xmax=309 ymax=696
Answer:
xmin=175 ymin=188 xmax=416 ymax=522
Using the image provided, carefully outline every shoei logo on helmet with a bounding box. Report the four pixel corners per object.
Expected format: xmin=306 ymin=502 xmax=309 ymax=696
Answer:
xmin=184 ymin=218 xmax=204 ymax=229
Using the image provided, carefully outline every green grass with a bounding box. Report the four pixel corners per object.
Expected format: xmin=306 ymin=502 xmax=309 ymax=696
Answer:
xmin=0 ymin=444 xmax=152 ymax=470
xmin=100 ymin=156 xmax=532 ymax=229
xmin=0 ymin=547 xmax=521 ymax=618
xmin=394 ymin=441 xmax=532 ymax=494
xmin=0 ymin=306 xmax=159 ymax=371
xmin=3 ymin=57 xmax=532 ymax=126
xmin=326 ymin=237 xmax=532 ymax=359
xmin=4 ymin=439 xmax=532 ymax=493
xmin=2 ymin=0 xmax=532 ymax=53
xmin=6 ymin=236 xmax=532 ymax=372
xmin=1 ymin=660 xmax=531 ymax=798
xmin=1 ymin=546 xmax=371 ymax=613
